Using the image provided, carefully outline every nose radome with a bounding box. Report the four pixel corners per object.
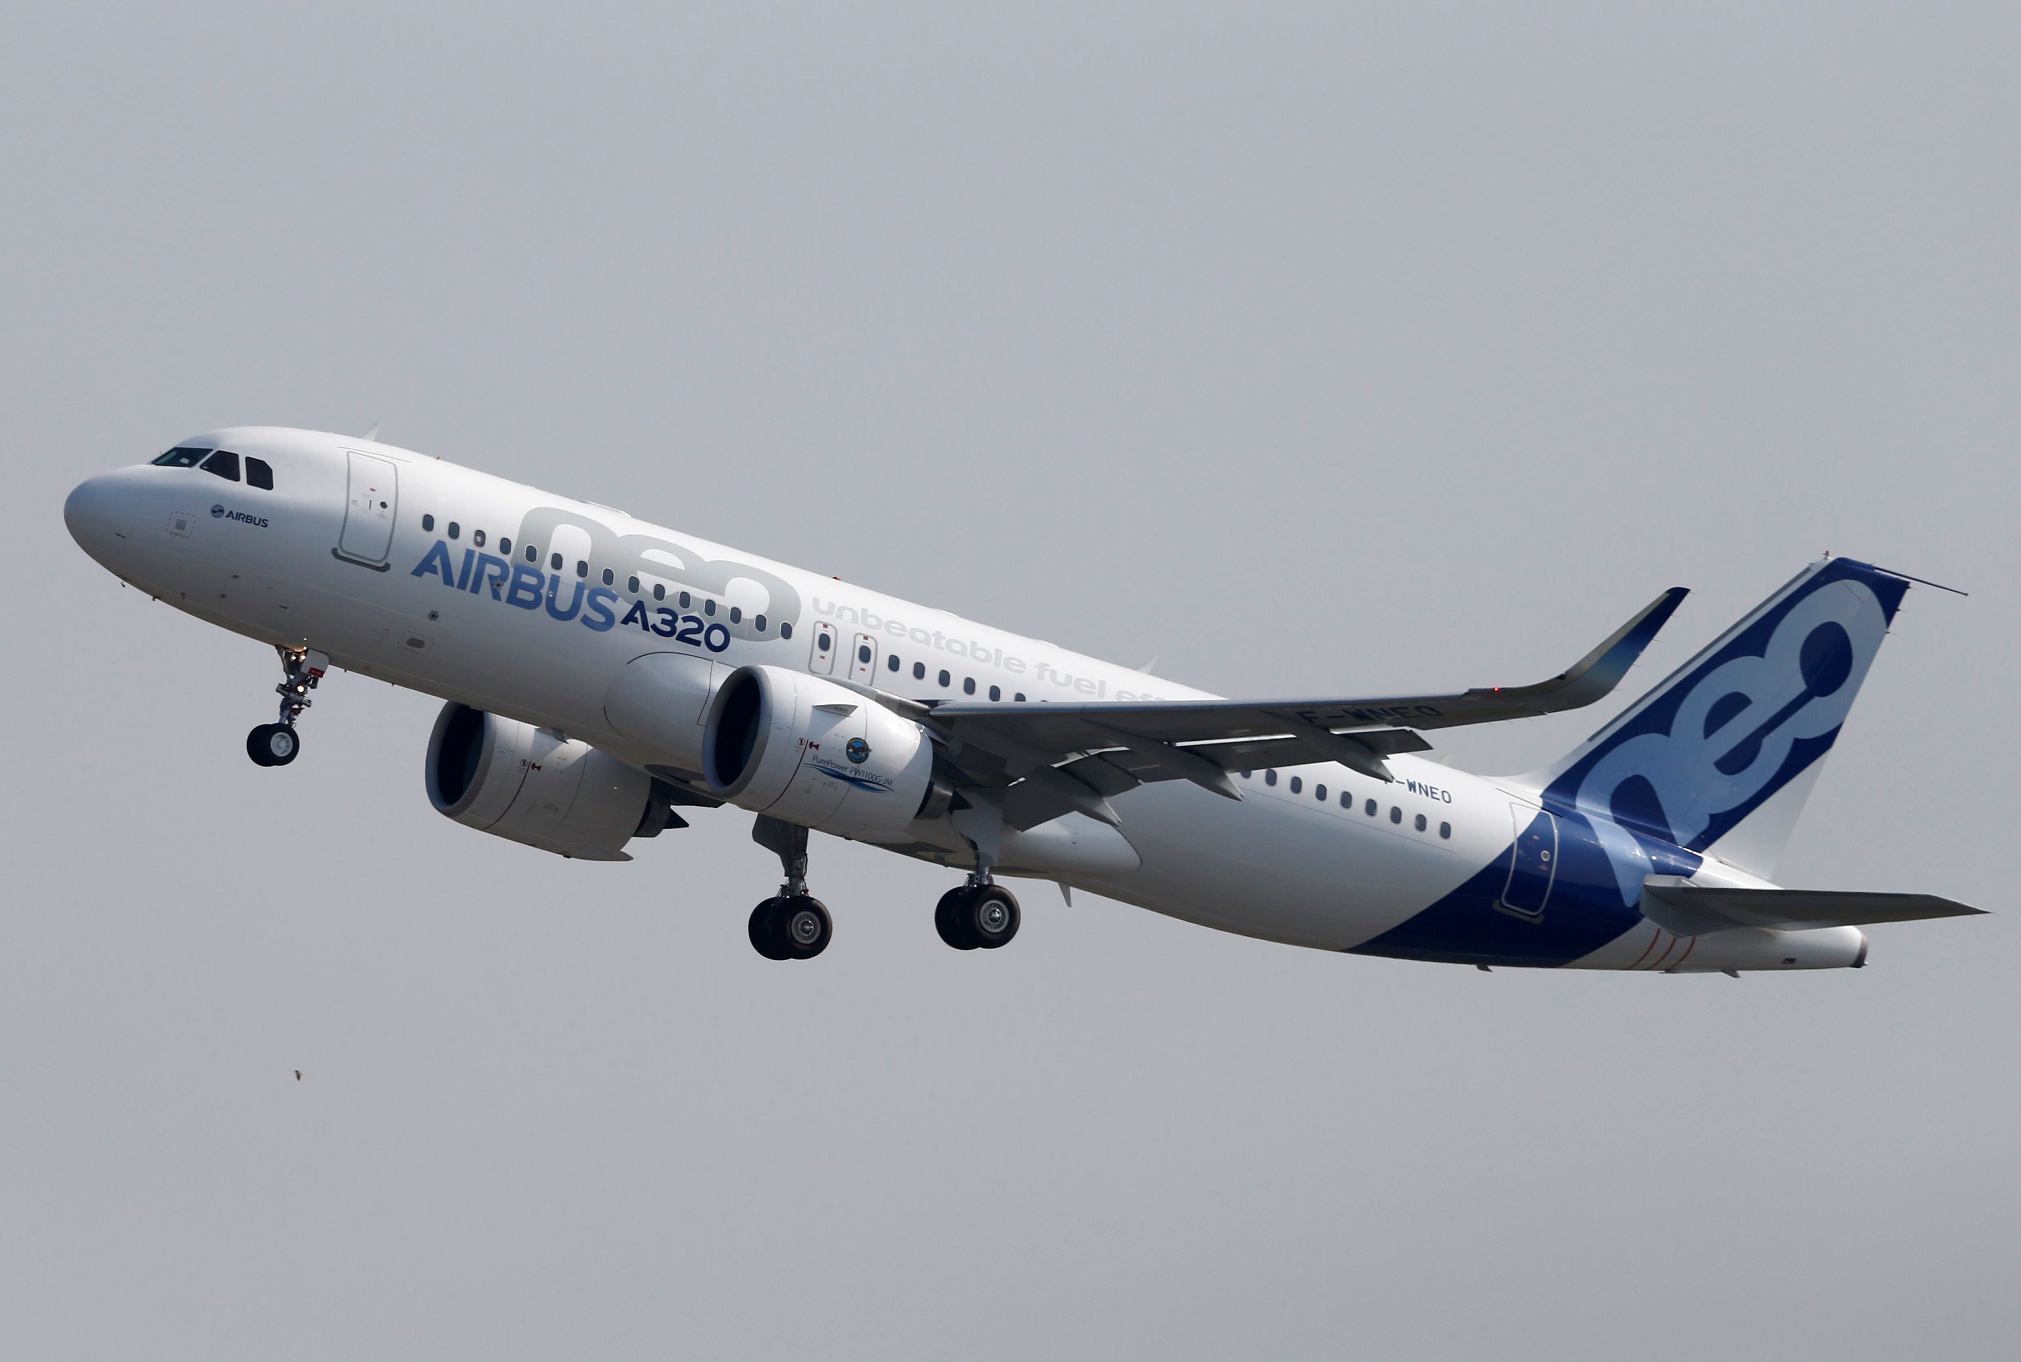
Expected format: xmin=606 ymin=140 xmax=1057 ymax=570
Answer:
xmin=64 ymin=474 xmax=115 ymax=554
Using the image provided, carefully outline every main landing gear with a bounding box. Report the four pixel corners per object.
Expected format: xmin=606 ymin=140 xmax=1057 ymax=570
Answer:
xmin=934 ymin=881 xmax=1021 ymax=951
xmin=744 ymin=816 xmax=1025 ymax=960
xmin=246 ymin=646 xmax=327 ymax=768
xmin=749 ymin=816 xmax=833 ymax=961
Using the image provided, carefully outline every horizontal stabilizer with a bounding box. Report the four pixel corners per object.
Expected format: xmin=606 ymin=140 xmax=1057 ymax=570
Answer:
xmin=1642 ymin=876 xmax=1986 ymax=935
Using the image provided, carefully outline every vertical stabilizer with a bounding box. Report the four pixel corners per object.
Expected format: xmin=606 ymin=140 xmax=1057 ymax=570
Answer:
xmin=1523 ymin=558 xmax=1912 ymax=879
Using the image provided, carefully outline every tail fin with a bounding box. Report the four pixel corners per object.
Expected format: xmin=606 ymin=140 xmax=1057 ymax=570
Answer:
xmin=1527 ymin=557 xmax=1914 ymax=877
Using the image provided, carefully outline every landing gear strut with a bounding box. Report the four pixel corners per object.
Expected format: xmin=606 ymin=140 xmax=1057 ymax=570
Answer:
xmin=748 ymin=816 xmax=832 ymax=960
xmin=247 ymin=646 xmax=327 ymax=767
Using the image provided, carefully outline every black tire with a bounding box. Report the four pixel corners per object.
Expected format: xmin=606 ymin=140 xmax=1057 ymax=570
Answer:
xmin=778 ymin=896 xmax=832 ymax=960
xmin=748 ymin=897 xmax=791 ymax=960
xmin=966 ymin=885 xmax=1021 ymax=949
xmin=246 ymin=723 xmax=297 ymax=767
xmin=935 ymin=888 xmax=977 ymax=950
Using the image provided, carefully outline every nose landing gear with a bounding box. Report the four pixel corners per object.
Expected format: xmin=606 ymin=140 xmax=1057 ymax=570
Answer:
xmin=246 ymin=646 xmax=327 ymax=768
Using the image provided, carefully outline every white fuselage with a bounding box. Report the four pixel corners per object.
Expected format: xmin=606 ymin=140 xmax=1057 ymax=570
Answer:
xmin=63 ymin=427 xmax=1865 ymax=972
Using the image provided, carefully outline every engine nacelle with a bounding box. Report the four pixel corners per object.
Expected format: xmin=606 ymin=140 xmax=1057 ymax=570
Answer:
xmin=426 ymin=703 xmax=676 ymax=860
xmin=601 ymin=650 xmax=727 ymax=779
xmin=701 ymin=665 xmax=935 ymax=842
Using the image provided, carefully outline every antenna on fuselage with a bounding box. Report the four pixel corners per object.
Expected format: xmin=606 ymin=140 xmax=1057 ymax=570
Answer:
xmin=362 ymin=421 xmax=382 ymax=442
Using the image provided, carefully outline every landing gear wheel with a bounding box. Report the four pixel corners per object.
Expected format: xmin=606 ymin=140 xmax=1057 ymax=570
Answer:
xmin=749 ymin=895 xmax=831 ymax=960
xmin=778 ymin=896 xmax=832 ymax=960
xmin=935 ymin=888 xmax=978 ymax=950
xmin=748 ymin=897 xmax=791 ymax=960
xmin=246 ymin=723 xmax=299 ymax=767
xmin=937 ymin=884 xmax=1020 ymax=950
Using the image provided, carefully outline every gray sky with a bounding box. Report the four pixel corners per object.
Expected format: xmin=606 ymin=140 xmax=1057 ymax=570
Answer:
xmin=4 ymin=3 xmax=2016 ymax=1358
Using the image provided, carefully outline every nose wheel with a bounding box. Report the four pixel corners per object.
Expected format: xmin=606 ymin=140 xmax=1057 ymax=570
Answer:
xmin=246 ymin=646 xmax=327 ymax=768
xmin=935 ymin=883 xmax=1021 ymax=950
xmin=246 ymin=723 xmax=300 ymax=767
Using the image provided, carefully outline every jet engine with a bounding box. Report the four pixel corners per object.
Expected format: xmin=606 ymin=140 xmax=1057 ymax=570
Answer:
xmin=425 ymin=702 xmax=681 ymax=860
xmin=701 ymin=665 xmax=936 ymax=842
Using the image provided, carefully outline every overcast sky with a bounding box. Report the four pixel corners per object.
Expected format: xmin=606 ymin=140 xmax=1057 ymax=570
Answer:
xmin=4 ymin=3 xmax=2017 ymax=1358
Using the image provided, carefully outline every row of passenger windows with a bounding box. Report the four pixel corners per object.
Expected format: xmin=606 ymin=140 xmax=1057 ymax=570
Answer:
xmin=152 ymin=446 xmax=276 ymax=490
xmin=1242 ymin=768 xmax=1453 ymax=839
xmin=880 ymin=648 xmax=1026 ymax=701
xmin=419 ymin=513 xmax=791 ymax=637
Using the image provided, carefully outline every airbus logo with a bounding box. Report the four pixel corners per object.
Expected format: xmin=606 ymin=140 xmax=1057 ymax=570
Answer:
xmin=212 ymin=503 xmax=270 ymax=528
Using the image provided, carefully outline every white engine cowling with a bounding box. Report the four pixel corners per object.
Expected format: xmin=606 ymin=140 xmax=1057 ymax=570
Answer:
xmin=701 ymin=665 xmax=935 ymax=842
xmin=426 ymin=703 xmax=676 ymax=860
xmin=601 ymin=651 xmax=727 ymax=779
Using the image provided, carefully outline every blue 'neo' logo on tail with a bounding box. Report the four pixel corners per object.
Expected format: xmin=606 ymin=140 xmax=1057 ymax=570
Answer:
xmin=1544 ymin=558 xmax=1908 ymax=887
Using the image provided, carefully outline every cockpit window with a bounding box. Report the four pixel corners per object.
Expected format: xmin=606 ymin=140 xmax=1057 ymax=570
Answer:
xmin=152 ymin=447 xmax=210 ymax=467
xmin=201 ymin=450 xmax=241 ymax=481
xmin=245 ymin=456 xmax=274 ymax=491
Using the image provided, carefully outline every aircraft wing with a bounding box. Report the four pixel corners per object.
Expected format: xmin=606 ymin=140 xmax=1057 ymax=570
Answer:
xmin=915 ymin=586 xmax=1687 ymax=829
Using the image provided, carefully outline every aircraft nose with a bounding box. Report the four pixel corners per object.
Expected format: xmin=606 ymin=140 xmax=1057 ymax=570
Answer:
xmin=64 ymin=473 xmax=126 ymax=564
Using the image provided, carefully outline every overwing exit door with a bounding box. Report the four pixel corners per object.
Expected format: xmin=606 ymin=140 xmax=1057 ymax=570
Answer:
xmin=808 ymin=621 xmax=839 ymax=675
xmin=848 ymin=633 xmax=878 ymax=684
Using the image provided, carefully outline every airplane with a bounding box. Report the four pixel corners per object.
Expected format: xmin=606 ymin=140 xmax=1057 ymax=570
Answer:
xmin=63 ymin=427 xmax=1983 ymax=971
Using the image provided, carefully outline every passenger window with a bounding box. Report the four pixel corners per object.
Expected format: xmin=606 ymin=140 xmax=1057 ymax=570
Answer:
xmin=1439 ymin=821 xmax=1452 ymax=839
xmin=704 ymin=599 xmax=716 ymax=616
xmin=1014 ymin=693 xmax=1026 ymax=702
xmin=473 ymin=529 xmax=486 ymax=547
xmin=963 ymin=677 xmax=976 ymax=695
xmin=1339 ymin=792 xmax=1351 ymax=809
xmin=201 ymin=449 xmax=240 ymax=481
xmin=754 ymin=613 xmax=766 ymax=631
xmin=860 ymin=645 xmax=874 ymax=665
xmin=887 ymin=655 xmax=900 ymax=672
xmin=938 ymin=670 xmax=951 ymax=688
xmin=913 ymin=662 xmax=926 ymax=680
xmin=628 ymin=576 xmax=640 ymax=594
xmin=1415 ymin=813 xmax=1428 ymax=832
xmin=526 ymin=546 xmax=538 ymax=563
xmin=1315 ymin=784 xmax=1327 ymax=802
xmin=989 ymin=685 xmax=1001 ymax=701
xmin=245 ymin=457 xmax=274 ymax=491
xmin=152 ymin=447 xmax=210 ymax=467
xmin=730 ymin=607 xmax=743 ymax=624
xmin=1390 ymin=807 xmax=1402 ymax=824
xmin=1289 ymin=776 xmax=1302 ymax=794
xmin=499 ymin=537 xmax=512 ymax=556
xmin=551 ymin=553 xmax=563 ymax=571
xmin=1265 ymin=770 xmax=1278 ymax=786
xmin=422 ymin=514 xmax=435 ymax=531
xmin=1365 ymin=799 xmax=1377 ymax=816
xmin=601 ymin=568 xmax=614 ymax=586
xmin=780 ymin=623 xmax=793 ymax=640
xmin=575 ymin=561 xmax=587 ymax=579
xmin=448 ymin=522 xmax=460 ymax=540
